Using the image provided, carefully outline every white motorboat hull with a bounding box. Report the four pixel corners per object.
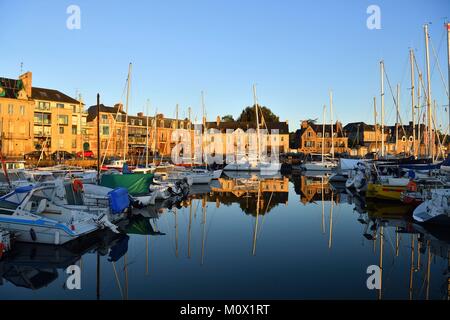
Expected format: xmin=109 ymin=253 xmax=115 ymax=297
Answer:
xmin=303 ymin=163 xmax=335 ymax=172
xmin=413 ymin=189 xmax=450 ymax=226
xmin=0 ymin=216 xmax=99 ymax=245
xmin=224 ymin=162 xmax=281 ymax=172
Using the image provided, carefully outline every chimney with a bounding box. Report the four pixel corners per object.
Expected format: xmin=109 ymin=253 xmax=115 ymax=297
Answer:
xmin=137 ymin=112 xmax=144 ymax=117
xmin=19 ymin=71 xmax=32 ymax=98
xmin=216 ymin=116 xmax=221 ymax=126
xmin=301 ymin=120 xmax=309 ymax=129
xmin=114 ymin=103 xmax=123 ymax=112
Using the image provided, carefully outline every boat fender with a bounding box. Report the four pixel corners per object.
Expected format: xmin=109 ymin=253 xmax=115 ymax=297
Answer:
xmin=73 ymin=179 xmax=84 ymax=193
xmin=30 ymin=228 xmax=37 ymax=242
xmin=407 ymin=180 xmax=417 ymax=192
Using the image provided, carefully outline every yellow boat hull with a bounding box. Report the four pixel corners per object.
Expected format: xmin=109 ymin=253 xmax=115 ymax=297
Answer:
xmin=366 ymin=183 xmax=407 ymax=201
xmin=366 ymin=199 xmax=414 ymax=218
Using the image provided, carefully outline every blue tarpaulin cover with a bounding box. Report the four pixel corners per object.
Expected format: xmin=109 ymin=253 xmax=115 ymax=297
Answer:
xmin=108 ymin=187 xmax=130 ymax=214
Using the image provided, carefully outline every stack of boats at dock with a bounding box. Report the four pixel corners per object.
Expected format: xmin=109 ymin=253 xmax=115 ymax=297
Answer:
xmin=325 ymin=154 xmax=450 ymax=227
xmin=0 ymin=160 xmax=223 ymax=249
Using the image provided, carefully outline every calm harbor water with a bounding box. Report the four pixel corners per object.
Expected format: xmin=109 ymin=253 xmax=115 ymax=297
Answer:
xmin=1 ymin=174 xmax=449 ymax=300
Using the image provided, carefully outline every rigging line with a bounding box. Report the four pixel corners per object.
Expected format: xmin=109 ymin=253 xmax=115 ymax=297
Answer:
xmin=413 ymin=55 xmax=430 ymax=102
xmin=112 ymin=262 xmax=124 ymax=300
xmin=430 ymin=26 xmax=446 ymax=78
xmin=257 ymin=191 xmax=274 ymax=240
xmin=400 ymin=51 xmax=411 ymax=89
xmin=384 ymin=65 xmax=408 ymax=137
xmin=100 ymin=76 xmax=129 ymax=166
xmin=430 ymin=37 xmax=450 ymax=99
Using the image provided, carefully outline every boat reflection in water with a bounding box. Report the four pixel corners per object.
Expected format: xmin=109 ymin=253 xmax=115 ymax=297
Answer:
xmin=0 ymin=230 xmax=128 ymax=291
xmin=346 ymin=188 xmax=450 ymax=300
xmin=1 ymin=173 xmax=449 ymax=299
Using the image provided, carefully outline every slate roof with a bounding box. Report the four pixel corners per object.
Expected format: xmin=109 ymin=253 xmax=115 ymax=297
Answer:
xmin=31 ymin=87 xmax=80 ymax=104
xmin=205 ymin=121 xmax=289 ymax=134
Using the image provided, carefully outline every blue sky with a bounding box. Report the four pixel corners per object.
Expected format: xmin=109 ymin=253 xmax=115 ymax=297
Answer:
xmin=1 ymin=0 xmax=449 ymax=130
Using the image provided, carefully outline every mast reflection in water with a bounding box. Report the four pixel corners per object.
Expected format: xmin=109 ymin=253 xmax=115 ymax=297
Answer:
xmin=0 ymin=173 xmax=449 ymax=300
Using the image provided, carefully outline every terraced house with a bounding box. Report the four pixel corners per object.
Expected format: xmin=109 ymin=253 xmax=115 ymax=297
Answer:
xmin=0 ymin=71 xmax=87 ymax=158
xmin=291 ymin=120 xmax=349 ymax=155
xmin=32 ymin=83 xmax=87 ymax=155
xmin=86 ymin=103 xmax=193 ymax=159
xmin=0 ymin=72 xmax=34 ymax=157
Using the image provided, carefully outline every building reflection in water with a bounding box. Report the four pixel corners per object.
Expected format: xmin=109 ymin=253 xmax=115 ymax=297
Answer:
xmin=1 ymin=173 xmax=449 ymax=300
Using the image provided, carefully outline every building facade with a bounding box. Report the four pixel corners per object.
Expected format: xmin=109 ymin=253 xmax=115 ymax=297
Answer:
xmin=344 ymin=121 xmax=439 ymax=157
xmin=292 ymin=120 xmax=349 ymax=155
xmin=0 ymin=71 xmax=87 ymax=158
xmin=32 ymin=85 xmax=87 ymax=155
xmin=0 ymin=73 xmax=35 ymax=157
xmin=203 ymin=117 xmax=290 ymax=163
xmin=86 ymin=103 xmax=193 ymax=160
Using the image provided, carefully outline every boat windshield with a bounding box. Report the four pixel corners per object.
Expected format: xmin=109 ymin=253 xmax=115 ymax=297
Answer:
xmin=9 ymin=172 xmax=28 ymax=181
xmin=1 ymin=190 xmax=29 ymax=205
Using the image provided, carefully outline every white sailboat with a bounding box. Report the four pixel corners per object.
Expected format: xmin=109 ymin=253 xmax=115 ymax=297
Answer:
xmin=224 ymin=85 xmax=281 ymax=173
xmin=302 ymin=95 xmax=338 ymax=172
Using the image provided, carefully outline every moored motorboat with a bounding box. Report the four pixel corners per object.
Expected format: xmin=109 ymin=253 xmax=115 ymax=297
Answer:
xmin=0 ymin=185 xmax=120 ymax=245
xmin=413 ymin=189 xmax=450 ymax=226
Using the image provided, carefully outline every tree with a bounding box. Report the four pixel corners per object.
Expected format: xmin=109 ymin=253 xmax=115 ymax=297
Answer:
xmin=237 ymin=104 xmax=279 ymax=123
xmin=221 ymin=115 xmax=235 ymax=122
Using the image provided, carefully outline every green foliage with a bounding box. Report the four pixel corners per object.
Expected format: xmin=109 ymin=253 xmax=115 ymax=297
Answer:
xmin=237 ymin=104 xmax=279 ymax=123
xmin=221 ymin=115 xmax=235 ymax=122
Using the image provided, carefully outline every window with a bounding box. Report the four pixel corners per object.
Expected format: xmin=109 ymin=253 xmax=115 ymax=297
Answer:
xmin=34 ymin=112 xmax=43 ymax=124
xmin=307 ymin=131 xmax=312 ymax=138
xmin=101 ymin=114 xmax=108 ymax=123
xmin=57 ymin=103 xmax=64 ymax=109
xmin=43 ymin=113 xmax=51 ymax=125
xmin=71 ymin=105 xmax=77 ymax=113
xmin=37 ymin=101 xmax=50 ymax=110
xmin=20 ymin=105 xmax=25 ymax=115
xmin=59 ymin=126 xmax=64 ymax=134
xmin=57 ymin=115 xmax=68 ymax=125
xmin=317 ymin=133 xmax=322 ymax=138
xmin=102 ymin=126 xmax=110 ymax=135
xmin=72 ymin=138 xmax=77 ymax=148
xmin=325 ymin=132 xmax=329 ymax=138
xmin=8 ymin=104 xmax=13 ymax=114
xmin=131 ymin=119 xmax=135 ymax=125
xmin=72 ymin=125 xmax=77 ymax=135
xmin=138 ymin=120 xmax=143 ymax=126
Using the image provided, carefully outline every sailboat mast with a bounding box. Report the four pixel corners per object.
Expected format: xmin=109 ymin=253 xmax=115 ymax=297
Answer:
xmin=380 ymin=60 xmax=385 ymax=157
xmin=253 ymin=84 xmax=261 ymax=161
xmin=374 ymin=97 xmax=378 ymax=154
xmin=424 ymin=24 xmax=433 ymax=159
xmin=418 ymin=72 xmax=422 ymax=157
xmin=447 ymin=22 xmax=450 ymax=133
xmin=145 ymin=99 xmax=150 ymax=168
xmin=329 ymin=91 xmax=334 ymax=158
xmin=322 ymin=105 xmax=326 ymax=164
xmin=201 ymin=91 xmax=207 ymax=167
xmin=396 ymin=84 xmax=400 ymax=152
xmin=410 ymin=49 xmax=416 ymax=157
xmin=124 ymin=63 xmax=132 ymax=161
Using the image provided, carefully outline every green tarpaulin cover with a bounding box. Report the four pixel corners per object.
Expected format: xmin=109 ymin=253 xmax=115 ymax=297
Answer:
xmin=126 ymin=216 xmax=166 ymax=235
xmin=100 ymin=173 xmax=153 ymax=196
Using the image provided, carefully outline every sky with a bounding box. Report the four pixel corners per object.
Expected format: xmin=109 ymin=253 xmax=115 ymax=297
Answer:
xmin=1 ymin=0 xmax=449 ymax=130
